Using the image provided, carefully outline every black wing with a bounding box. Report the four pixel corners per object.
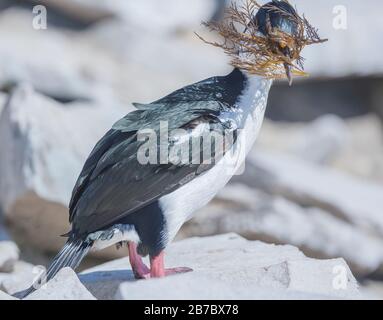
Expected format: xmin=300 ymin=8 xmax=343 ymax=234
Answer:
xmin=69 ymin=77 xmax=238 ymax=236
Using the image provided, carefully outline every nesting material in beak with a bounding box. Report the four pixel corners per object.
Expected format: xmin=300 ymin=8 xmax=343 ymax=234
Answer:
xmin=196 ymin=0 xmax=327 ymax=84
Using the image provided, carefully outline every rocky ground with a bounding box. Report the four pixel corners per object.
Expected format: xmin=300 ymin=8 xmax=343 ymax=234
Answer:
xmin=1 ymin=0 xmax=383 ymax=300
xmin=0 ymin=234 xmax=365 ymax=300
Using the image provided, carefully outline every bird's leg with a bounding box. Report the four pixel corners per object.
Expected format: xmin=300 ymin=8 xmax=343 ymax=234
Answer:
xmin=127 ymin=242 xmax=150 ymax=279
xmin=149 ymin=251 xmax=193 ymax=278
xmin=128 ymin=243 xmax=193 ymax=279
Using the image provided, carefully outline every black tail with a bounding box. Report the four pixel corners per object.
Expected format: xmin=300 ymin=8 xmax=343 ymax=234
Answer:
xmin=14 ymin=239 xmax=92 ymax=299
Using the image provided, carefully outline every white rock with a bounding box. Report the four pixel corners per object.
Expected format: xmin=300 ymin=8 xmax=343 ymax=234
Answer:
xmin=25 ymin=268 xmax=96 ymax=300
xmin=0 ymin=9 xmax=116 ymax=101
xmin=331 ymin=115 xmax=383 ymax=183
xmin=0 ymin=85 xmax=125 ymax=211
xmin=181 ymin=185 xmax=383 ymax=275
xmin=258 ymin=115 xmax=383 ymax=183
xmin=116 ymin=273 xmax=334 ymax=300
xmin=84 ymin=19 xmax=229 ymax=104
xmin=80 ymin=268 xmax=134 ymax=300
xmin=0 ymin=6 xmax=228 ymax=107
xmin=55 ymin=0 xmax=216 ymax=33
xmin=247 ymin=149 xmax=383 ymax=237
xmin=0 ymin=241 xmax=19 ymax=272
xmin=293 ymin=115 xmax=348 ymax=164
xmin=0 ymin=85 xmax=128 ymax=257
xmin=82 ymin=234 xmax=360 ymax=300
xmin=258 ymin=116 xmax=349 ymax=165
xmin=0 ymin=261 xmax=36 ymax=295
xmin=0 ymin=290 xmax=18 ymax=300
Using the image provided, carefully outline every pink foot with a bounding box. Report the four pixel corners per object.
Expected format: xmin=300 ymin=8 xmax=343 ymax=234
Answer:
xmin=128 ymin=242 xmax=150 ymax=279
xmin=148 ymin=251 xmax=192 ymax=278
xmin=128 ymin=244 xmax=192 ymax=279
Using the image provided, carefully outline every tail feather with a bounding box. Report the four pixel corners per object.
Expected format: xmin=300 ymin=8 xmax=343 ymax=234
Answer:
xmin=14 ymin=239 xmax=92 ymax=299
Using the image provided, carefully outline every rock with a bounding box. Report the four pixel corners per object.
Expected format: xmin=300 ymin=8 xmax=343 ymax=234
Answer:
xmin=48 ymin=0 xmax=217 ymax=33
xmin=179 ymin=185 xmax=383 ymax=275
xmin=244 ymin=149 xmax=383 ymax=237
xmin=116 ymin=273 xmax=334 ymax=300
xmin=0 ymin=85 xmax=128 ymax=259
xmin=80 ymin=264 xmax=135 ymax=300
xmin=0 ymin=6 xmax=228 ymax=106
xmin=258 ymin=115 xmax=349 ymax=165
xmin=258 ymin=115 xmax=383 ymax=184
xmin=82 ymin=234 xmax=360 ymax=300
xmin=0 ymin=261 xmax=35 ymax=295
xmin=331 ymin=115 xmax=383 ymax=183
xmin=0 ymin=290 xmax=18 ymax=300
xmin=20 ymin=0 xmax=116 ymax=27
xmin=0 ymin=241 xmax=19 ymax=272
xmin=0 ymin=8 xmax=116 ymax=102
xmin=25 ymin=267 xmax=96 ymax=300
xmin=84 ymin=18 xmax=229 ymax=104
xmin=0 ymin=2 xmax=225 ymax=103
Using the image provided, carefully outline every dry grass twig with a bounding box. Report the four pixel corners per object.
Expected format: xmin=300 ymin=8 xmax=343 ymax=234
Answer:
xmin=196 ymin=0 xmax=327 ymax=79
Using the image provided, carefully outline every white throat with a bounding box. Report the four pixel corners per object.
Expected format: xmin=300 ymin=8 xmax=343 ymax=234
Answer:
xmin=232 ymin=73 xmax=272 ymax=156
xmin=237 ymin=73 xmax=273 ymax=117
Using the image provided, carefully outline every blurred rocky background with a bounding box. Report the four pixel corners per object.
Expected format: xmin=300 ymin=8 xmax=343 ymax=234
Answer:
xmin=0 ymin=0 xmax=383 ymax=299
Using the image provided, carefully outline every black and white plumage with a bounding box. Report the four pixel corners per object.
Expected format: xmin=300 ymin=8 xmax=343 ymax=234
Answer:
xmin=17 ymin=69 xmax=271 ymax=297
xmin=17 ymin=0 xmax=325 ymax=298
xmin=69 ymin=68 xmax=271 ymax=256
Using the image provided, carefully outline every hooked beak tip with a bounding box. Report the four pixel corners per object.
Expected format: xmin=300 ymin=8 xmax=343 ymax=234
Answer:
xmin=284 ymin=63 xmax=293 ymax=86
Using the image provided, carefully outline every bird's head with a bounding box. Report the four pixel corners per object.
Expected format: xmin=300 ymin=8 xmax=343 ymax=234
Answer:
xmin=197 ymin=0 xmax=327 ymax=85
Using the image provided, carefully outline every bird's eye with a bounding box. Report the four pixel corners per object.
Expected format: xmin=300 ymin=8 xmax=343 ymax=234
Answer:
xmin=279 ymin=41 xmax=287 ymax=49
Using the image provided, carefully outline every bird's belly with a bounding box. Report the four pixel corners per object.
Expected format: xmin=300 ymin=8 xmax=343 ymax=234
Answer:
xmin=159 ymin=108 xmax=266 ymax=243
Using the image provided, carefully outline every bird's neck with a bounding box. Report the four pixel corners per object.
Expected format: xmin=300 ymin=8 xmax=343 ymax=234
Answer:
xmin=231 ymin=68 xmax=273 ymax=112
xmin=240 ymin=68 xmax=273 ymax=89
xmin=221 ymin=69 xmax=272 ymax=157
xmin=223 ymin=68 xmax=272 ymax=107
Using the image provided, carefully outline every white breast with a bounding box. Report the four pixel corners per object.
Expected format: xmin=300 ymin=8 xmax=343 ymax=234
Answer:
xmin=159 ymin=76 xmax=272 ymax=244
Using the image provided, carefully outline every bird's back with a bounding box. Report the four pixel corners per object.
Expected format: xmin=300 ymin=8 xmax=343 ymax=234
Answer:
xmin=67 ymin=69 xmax=249 ymax=238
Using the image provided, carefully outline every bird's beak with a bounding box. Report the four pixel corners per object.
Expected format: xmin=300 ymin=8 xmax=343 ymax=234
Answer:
xmin=284 ymin=62 xmax=293 ymax=86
